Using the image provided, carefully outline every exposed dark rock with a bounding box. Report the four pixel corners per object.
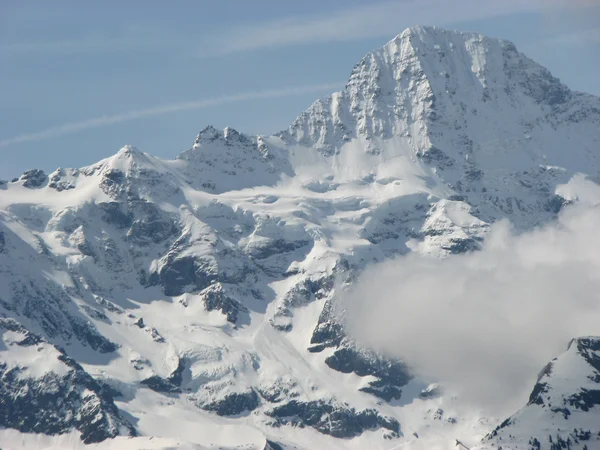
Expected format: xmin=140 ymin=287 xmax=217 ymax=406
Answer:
xmin=167 ymin=358 xmax=185 ymax=386
xmin=10 ymin=281 xmax=118 ymax=353
xmin=140 ymin=375 xmax=181 ymax=394
xmin=487 ymin=336 xmax=600 ymax=446
xmin=522 ymin=67 xmax=571 ymax=106
xmin=257 ymin=379 xmax=300 ymax=404
xmin=266 ymin=400 xmax=399 ymax=438
xmin=98 ymin=202 xmax=132 ymax=228
xmin=285 ymin=276 xmax=334 ymax=307
xmin=550 ymin=406 xmax=571 ymax=420
xmin=81 ymin=305 xmax=109 ymax=321
xmin=48 ymin=170 xmax=76 ymax=191
xmin=7 ymin=283 xmax=118 ymax=353
xmin=441 ymin=237 xmax=481 ymax=254
xmin=309 ymin=298 xmax=345 ymax=351
xmin=545 ymin=194 xmax=567 ymax=214
xmin=325 ymin=347 xmax=411 ymax=401
xmin=574 ymin=337 xmax=600 ymax=374
xmin=147 ymin=327 xmax=165 ymax=343
xmin=465 ymin=168 xmax=483 ymax=181
xmin=223 ymin=127 xmax=251 ymax=146
xmin=487 ymin=417 xmax=514 ymax=439
xmin=0 ymin=230 xmax=5 ymax=253
xmin=269 ymin=317 xmax=293 ymax=332
xmin=130 ymin=357 xmax=150 ymax=371
xmin=147 ymin=255 xmax=218 ymax=296
xmin=99 ymin=169 xmax=125 ymax=198
xmin=567 ymin=389 xmax=600 ymax=412
xmin=194 ymin=125 xmax=222 ymax=144
xmin=0 ymin=317 xmax=35 ymax=340
xmin=0 ymin=318 xmax=135 ymax=443
xmin=16 ymin=331 xmax=44 ymax=347
xmin=264 ymin=440 xmax=286 ymax=450
xmin=272 ymin=275 xmax=336 ymax=332
xmin=20 ymin=169 xmax=47 ymax=188
xmin=360 ymin=380 xmax=403 ymax=402
xmin=127 ymin=201 xmax=179 ymax=246
xmin=247 ymin=238 xmax=311 ymax=260
xmin=95 ymin=297 xmax=125 ymax=315
xmin=199 ymin=390 xmax=260 ymax=416
xmin=200 ymin=283 xmax=248 ymax=324
xmin=574 ymin=337 xmax=600 ymax=353
xmin=69 ymin=318 xmax=118 ymax=353
xmin=417 ymin=146 xmax=454 ymax=168
xmin=73 ymin=232 xmax=94 ymax=257
xmin=526 ymin=361 xmax=554 ymax=407
xmin=528 ymin=382 xmax=549 ymax=406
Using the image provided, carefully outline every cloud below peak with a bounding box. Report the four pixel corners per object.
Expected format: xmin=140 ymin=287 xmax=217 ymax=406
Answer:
xmin=345 ymin=176 xmax=600 ymax=416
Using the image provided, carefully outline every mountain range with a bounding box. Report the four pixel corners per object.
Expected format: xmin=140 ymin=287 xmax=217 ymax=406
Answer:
xmin=1 ymin=25 xmax=599 ymax=449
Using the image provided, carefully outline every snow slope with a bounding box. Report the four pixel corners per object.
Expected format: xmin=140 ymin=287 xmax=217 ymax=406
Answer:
xmin=1 ymin=25 xmax=600 ymax=449
xmin=481 ymin=337 xmax=600 ymax=450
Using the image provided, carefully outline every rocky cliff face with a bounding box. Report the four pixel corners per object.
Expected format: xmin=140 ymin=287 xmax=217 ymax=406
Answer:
xmin=1 ymin=25 xmax=600 ymax=449
xmin=0 ymin=317 xmax=135 ymax=443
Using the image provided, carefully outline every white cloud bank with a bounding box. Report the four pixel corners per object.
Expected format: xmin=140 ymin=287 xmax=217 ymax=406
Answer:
xmin=346 ymin=176 xmax=600 ymax=416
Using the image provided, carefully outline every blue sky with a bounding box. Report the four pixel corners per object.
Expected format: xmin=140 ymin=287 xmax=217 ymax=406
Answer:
xmin=1 ymin=0 xmax=599 ymax=179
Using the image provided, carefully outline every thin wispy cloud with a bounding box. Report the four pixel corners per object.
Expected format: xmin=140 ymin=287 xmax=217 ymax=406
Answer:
xmin=197 ymin=0 xmax=551 ymax=57
xmin=3 ymin=0 xmax=574 ymax=58
xmin=0 ymin=82 xmax=341 ymax=148
xmin=541 ymin=27 xmax=600 ymax=46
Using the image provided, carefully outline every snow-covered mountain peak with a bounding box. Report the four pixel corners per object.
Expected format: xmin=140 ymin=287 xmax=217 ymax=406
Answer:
xmin=192 ymin=125 xmax=223 ymax=145
xmin=353 ymin=24 xmax=569 ymax=107
xmin=190 ymin=125 xmax=253 ymax=149
xmin=280 ymin=26 xmax=599 ymax=231
xmin=176 ymin=125 xmax=289 ymax=193
xmin=88 ymin=144 xmax=160 ymax=175
xmin=117 ymin=144 xmax=140 ymax=156
xmin=223 ymin=126 xmax=252 ymax=144
xmin=282 ymin=25 xmax=579 ymax=159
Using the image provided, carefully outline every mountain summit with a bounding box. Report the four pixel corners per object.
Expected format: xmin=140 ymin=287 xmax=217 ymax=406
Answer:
xmin=1 ymin=26 xmax=600 ymax=449
xmin=285 ymin=25 xmax=573 ymax=150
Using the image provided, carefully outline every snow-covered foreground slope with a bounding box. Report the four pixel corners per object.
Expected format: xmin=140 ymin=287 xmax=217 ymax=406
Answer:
xmin=480 ymin=337 xmax=600 ymax=450
xmin=1 ymin=25 xmax=600 ymax=449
